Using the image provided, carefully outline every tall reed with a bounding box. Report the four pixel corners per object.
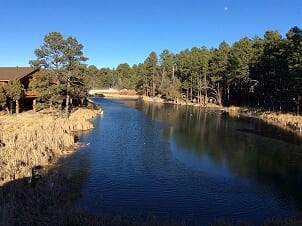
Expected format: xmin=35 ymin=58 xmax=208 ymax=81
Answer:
xmin=0 ymin=107 xmax=101 ymax=186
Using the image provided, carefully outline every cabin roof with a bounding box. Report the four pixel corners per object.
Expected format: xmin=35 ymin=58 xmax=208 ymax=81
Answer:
xmin=0 ymin=67 xmax=39 ymax=81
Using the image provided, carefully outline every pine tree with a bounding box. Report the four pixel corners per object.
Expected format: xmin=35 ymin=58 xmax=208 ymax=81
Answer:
xmin=144 ymin=52 xmax=158 ymax=96
xmin=30 ymin=32 xmax=87 ymax=117
xmin=0 ymin=84 xmax=7 ymax=111
xmin=7 ymin=79 xmax=25 ymax=114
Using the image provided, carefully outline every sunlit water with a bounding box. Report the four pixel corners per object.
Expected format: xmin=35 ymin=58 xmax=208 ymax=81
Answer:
xmin=69 ymin=98 xmax=302 ymax=225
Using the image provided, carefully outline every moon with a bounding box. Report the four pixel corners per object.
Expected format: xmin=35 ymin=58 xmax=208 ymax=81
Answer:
xmin=224 ymin=6 xmax=229 ymax=11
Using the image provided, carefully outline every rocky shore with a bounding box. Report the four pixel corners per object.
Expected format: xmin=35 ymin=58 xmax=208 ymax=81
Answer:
xmin=0 ymin=107 xmax=102 ymax=186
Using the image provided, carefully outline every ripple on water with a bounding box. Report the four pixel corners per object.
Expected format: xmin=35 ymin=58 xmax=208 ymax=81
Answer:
xmin=74 ymin=98 xmax=302 ymax=225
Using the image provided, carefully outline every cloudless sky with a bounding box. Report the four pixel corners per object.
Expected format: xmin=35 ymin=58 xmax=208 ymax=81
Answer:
xmin=1 ymin=0 xmax=301 ymax=68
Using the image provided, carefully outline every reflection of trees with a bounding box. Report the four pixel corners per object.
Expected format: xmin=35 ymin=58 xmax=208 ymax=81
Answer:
xmin=135 ymin=101 xmax=302 ymax=211
xmin=130 ymin=101 xmax=176 ymax=179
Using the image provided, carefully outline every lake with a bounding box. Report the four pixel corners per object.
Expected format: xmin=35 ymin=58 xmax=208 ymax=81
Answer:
xmin=70 ymin=98 xmax=302 ymax=225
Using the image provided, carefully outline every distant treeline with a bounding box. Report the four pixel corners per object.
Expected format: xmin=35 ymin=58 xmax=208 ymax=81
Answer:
xmin=86 ymin=26 xmax=301 ymax=114
xmin=1 ymin=28 xmax=301 ymax=115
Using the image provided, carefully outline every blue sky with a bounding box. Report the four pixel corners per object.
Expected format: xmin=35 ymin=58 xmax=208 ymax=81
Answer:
xmin=1 ymin=0 xmax=301 ymax=68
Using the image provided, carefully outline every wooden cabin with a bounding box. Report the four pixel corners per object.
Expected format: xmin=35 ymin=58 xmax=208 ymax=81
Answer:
xmin=0 ymin=67 xmax=41 ymax=113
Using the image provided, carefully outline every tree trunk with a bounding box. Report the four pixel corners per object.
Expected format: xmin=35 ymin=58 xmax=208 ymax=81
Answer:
xmin=297 ymin=95 xmax=301 ymax=116
xmin=172 ymin=65 xmax=175 ymax=79
xmin=50 ymin=103 xmax=55 ymax=120
xmin=198 ymin=76 xmax=201 ymax=104
xmin=33 ymin=99 xmax=37 ymax=114
xmin=279 ymin=78 xmax=282 ymax=112
xmin=186 ymin=89 xmax=189 ymax=100
xmin=203 ymin=75 xmax=207 ymax=106
xmin=66 ymin=80 xmax=70 ymax=118
xmin=217 ymin=82 xmax=222 ymax=106
xmin=9 ymin=100 xmax=13 ymax=114
xmin=152 ymin=75 xmax=155 ymax=97
xmin=16 ymin=99 xmax=19 ymax=114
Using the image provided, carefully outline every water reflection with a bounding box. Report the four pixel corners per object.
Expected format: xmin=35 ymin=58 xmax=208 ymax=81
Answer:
xmin=131 ymin=101 xmax=302 ymax=211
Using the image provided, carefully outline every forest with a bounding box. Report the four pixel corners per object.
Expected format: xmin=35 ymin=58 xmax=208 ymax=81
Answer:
xmin=1 ymin=27 xmax=301 ymax=116
xmin=87 ymin=26 xmax=302 ymax=115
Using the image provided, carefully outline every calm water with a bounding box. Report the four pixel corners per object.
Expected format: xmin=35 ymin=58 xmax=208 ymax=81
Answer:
xmin=71 ymin=98 xmax=302 ymax=225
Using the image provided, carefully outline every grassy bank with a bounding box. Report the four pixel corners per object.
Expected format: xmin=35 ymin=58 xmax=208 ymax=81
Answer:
xmin=224 ymin=106 xmax=302 ymax=135
xmin=141 ymin=95 xmax=302 ymax=135
xmin=0 ymin=107 xmax=102 ymax=186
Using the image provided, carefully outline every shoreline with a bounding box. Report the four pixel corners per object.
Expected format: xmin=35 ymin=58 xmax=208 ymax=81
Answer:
xmin=137 ymin=95 xmax=302 ymax=136
xmin=223 ymin=106 xmax=302 ymax=136
xmin=141 ymin=96 xmax=302 ymax=137
xmin=91 ymin=94 xmax=302 ymax=136
xmin=0 ymin=105 xmax=102 ymax=186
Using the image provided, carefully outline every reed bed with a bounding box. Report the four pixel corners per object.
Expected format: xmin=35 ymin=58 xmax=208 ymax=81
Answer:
xmin=0 ymin=107 xmax=101 ymax=186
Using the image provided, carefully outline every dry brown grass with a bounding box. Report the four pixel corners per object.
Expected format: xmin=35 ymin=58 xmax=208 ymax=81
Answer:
xmin=260 ymin=111 xmax=302 ymax=132
xmin=224 ymin=106 xmax=302 ymax=134
xmin=0 ymin=107 xmax=102 ymax=186
xmin=141 ymin=95 xmax=165 ymax=103
xmin=225 ymin=106 xmax=241 ymax=118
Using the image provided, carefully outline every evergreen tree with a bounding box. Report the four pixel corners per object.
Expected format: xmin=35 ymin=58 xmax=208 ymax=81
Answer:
xmin=256 ymin=31 xmax=287 ymax=111
xmin=133 ymin=63 xmax=146 ymax=93
xmin=175 ymin=49 xmax=192 ymax=100
xmin=0 ymin=84 xmax=7 ymax=112
xmin=29 ymin=71 xmax=64 ymax=116
xmin=286 ymin=26 xmax=302 ymax=114
xmin=144 ymin=52 xmax=158 ymax=96
xmin=116 ymin=63 xmax=133 ymax=88
xmin=7 ymin=79 xmax=25 ymax=114
xmin=30 ymin=32 xmax=87 ymax=117
xmin=158 ymin=49 xmax=178 ymax=99
xmin=249 ymin=36 xmax=264 ymax=107
xmin=159 ymin=49 xmax=174 ymax=79
xmin=227 ymin=37 xmax=254 ymax=105
xmin=208 ymin=41 xmax=230 ymax=105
